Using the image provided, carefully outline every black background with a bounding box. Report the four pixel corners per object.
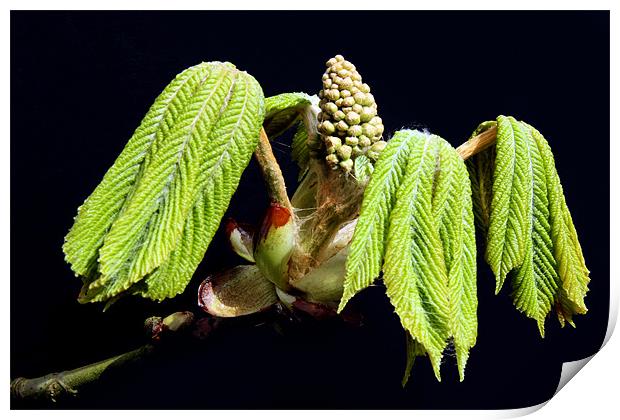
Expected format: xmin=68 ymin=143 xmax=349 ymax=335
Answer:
xmin=11 ymin=11 xmax=609 ymax=409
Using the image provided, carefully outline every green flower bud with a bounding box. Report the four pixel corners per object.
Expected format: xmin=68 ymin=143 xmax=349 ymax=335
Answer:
xmin=325 ymin=102 xmax=338 ymax=115
xmin=362 ymin=93 xmax=374 ymax=106
xmin=339 ymin=159 xmax=354 ymax=172
xmin=318 ymin=54 xmax=385 ymax=173
xmin=320 ymin=120 xmax=335 ymax=134
xmin=326 ymin=153 xmax=339 ymax=166
xmin=348 ymin=125 xmax=363 ymax=137
xmin=336 ymin=120 xmax=349 ymax=132
xmin=345 ymin=136 xmax=359 ymax=146
xmin=367 ymin=140 xmax=387 ymax=161
xmin=342 ymin=96 xmax=356 ymax=107
xmin=362 ymin=123 xmax=377 ymax=138
xmin=346 ymin=111 xmax=361 ymax=125
xmin=372 ymin=140 xmax=387 ymax=152
xmin=359 ymin=135 xmax=371 ymax=147
xmin=360 ymin=106 xmax=376 ymax=122
xmin=337 ymin=144 xmax=353 ymax=160
xmin=325 ymin=136 xmax=342 ymax=153
xmin=340 ymin=77 xmax=353 ymax=89
xmin=326 ymin=89 xmax=340 ymax=101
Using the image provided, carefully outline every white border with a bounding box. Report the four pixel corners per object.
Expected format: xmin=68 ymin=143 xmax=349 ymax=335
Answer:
xmin=4 ymin=1 xmax=617 ymax=419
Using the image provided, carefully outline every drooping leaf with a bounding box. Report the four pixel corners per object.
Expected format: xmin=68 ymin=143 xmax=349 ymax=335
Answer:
xmin=63 ymin=62 xmax=213 ymax=280
xmin=486 ymin=115 xmax=533 ymax=292
xmin=382 ymin=133 xmax=450 ymax=379
xmin=526 ymin=123 xmax=590 ymax=324
xmin=263 ymin=92 xmax=313 ymax=139
xmin=510 ymin=123 xmax=559 ymax=336
xmin=478 ymin=117 xmax=590 ymax=331
xmin=402 ymin=333 xmax=427 ymax=387
xmin=433 ymin=140 xmax=477 ymax=381
xmin=339 ymin=130 xmax=425 ymax=312
xmin=68 ymin=62 xmax=265 ymax=303
xmin=136 ymin=74 xmax=265 ymax=302
xmin=93 ymin=63 xmax=240 ymax=295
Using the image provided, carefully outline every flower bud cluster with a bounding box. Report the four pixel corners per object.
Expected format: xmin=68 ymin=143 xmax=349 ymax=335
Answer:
xmin=315 ymin=55 xmax=386 ymax=172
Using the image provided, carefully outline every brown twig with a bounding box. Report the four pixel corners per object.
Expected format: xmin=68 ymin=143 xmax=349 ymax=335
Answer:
xmin=254 ymin=127 xmax=293 ymax=212
xmin=455 ymin=125 xmax=498 ymax=160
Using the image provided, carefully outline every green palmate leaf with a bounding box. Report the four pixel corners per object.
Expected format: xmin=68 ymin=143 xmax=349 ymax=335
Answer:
xmin=526 ymin=123 xmax=590 ymax=326
xmin=63 ymin=62 xmax=213 ymax=280
xmin=263 ymin=92 xmax=313 ymax=139
xmin=342 ymin=130 xmax=478 ymax=380
xmin=383 ymin=133 xmax=450 ymax=379
xmin=434 ymin=140 xmax=477 ymax=381
xmin=480 ymin=117 xmax=589 ymax=331
xmin=67 ymin=62 xmax=265 ymax=303
xmin=486 ymin=116 xmax=533 ymax=292
xmin=339 ymin=130 xmax=424 ymax=312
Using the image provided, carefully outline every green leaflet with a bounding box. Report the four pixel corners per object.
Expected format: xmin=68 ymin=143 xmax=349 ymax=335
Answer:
xmin=339 ymin=130 xmax=423 ymax=312
xmin=138 ymin=73 xmax=265 ymax=301
xmin=402 ymin=333 xmax=427 ymax=387
xmin=93 ymin=64 xmax=238 ymax=293
xmin=383 ymin=133 xmax=450 ymax=379
xmin=434 ymin=140 xmax=477 ymax=381
xmin=67 ymin=62 xmax=265 ymax=303
xmin=511 ymin=124 xmax=559 ymax=336
xmin=291 ymin=121 xmax=310 ymax=173
xmin=63 ymin=62 xmax=212 ymax=279
xmin=526 ymin=123 xmax=590 ymax=325
xmin=486 ymin=116 xmax=533 ymax=292
xmin=263 ymin=92 xmax=312 ymax=139
xmin=479 ymin=117 xmax=589 ymax=332
xmin=264 ymin=92 xmax=318 ymax=176
xmin=466 ymin=122 xmax=497 ymax=236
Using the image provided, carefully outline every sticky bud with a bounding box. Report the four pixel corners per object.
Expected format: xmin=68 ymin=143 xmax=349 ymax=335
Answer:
xmin=253 ymin=203 xmax=295 ymax=291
